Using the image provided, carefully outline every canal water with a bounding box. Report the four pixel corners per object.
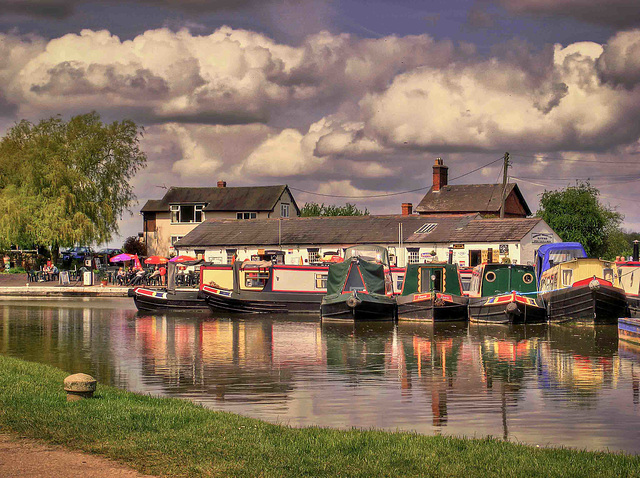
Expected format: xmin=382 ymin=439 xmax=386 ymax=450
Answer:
xmin=1 ymin=298 xmax=639 ymax=454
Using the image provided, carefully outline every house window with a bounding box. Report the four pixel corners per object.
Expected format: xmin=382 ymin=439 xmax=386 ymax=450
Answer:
xmin=407 ymin=248 xmax=420 ymax=264
xmin=236 ymin=212 xmax=257 ymax=220
xmin=170 ymin=204 xmax=205 ymax=224
xmin=281 ymin=203 xmax=290 ymax=218
xmin=315 ymin=273 xmax=328 ymax=290
xmin=226 ymin=249 xmax=237 ymax=264
xmin=171 ymin=235 xmax=183 ymax=246
xmin=307 ymin=248 xmax=319 ymax=263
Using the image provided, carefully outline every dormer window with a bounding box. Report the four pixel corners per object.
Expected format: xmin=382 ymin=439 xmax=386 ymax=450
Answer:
xmin=237 ymin=212 xmax=257 ymax=220
xmin=171 ymin=204 xmax=205 ymax=224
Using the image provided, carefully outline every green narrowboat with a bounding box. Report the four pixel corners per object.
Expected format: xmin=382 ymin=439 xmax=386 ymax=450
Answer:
xmin=396 ymin=263 xmax=468 ymax=321
xmin=321 ymin=245 xmax=396 ymax=321
xmin=468 ymin=263 xmax=546 ymax=324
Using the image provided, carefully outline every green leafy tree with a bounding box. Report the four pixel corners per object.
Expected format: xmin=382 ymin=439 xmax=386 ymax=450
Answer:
xmin=537 ymin=182 xmax=623 ymax=258
xmin=301 ymin=202 xmax=369 ymax=217
xmin=0 ymin=112 xmax=146 ymax=262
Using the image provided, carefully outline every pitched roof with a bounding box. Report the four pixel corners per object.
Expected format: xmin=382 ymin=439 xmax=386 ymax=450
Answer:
xmin=451 ymin=218 xmax=541 ymax=242
xmin=415 ymin=183 xmax=531 ymax=216
xmin=141 ymin=185 xmax=297 ymax=213
xmin=177 ymin=214 xmax=544 ymax=248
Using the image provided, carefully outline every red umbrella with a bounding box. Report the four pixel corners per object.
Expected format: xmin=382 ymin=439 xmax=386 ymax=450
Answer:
xmin=169 ymin=255 xmax=196 ymax=263
xmin=144 ymin=255 xmax=168 ymax=265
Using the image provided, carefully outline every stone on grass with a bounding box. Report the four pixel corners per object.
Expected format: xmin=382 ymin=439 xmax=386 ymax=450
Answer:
xmin=63 ymin=373 xmax=97 ymax=402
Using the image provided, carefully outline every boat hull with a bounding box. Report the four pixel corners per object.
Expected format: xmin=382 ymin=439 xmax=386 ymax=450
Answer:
xmin=396 ymin=292 xmax=468 ymax=322
xmin=619 ymin=317 xmax=640 ymax=345
xmin=543 ymin=284 xmax=627 ymax=324
xmin=469 ymin=293 xmax=546 ymax=324
xmin=201 ymin=285 xmax=324 ymax=314
xmin=626 ymin=295 xmax=640 ymax=318
xmin=321 ymin=292 xmax=397 ymax=321
xmin=131 ymin=287 xmax=208 ymax=312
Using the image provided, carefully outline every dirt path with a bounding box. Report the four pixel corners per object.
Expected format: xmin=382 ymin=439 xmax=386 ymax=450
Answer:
xmin=0 ymin=434 xmax=156 ymax=478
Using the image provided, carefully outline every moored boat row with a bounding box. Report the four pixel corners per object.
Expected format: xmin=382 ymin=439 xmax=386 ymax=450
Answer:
xmin=129 ymin=243 xmax=640 ymax=325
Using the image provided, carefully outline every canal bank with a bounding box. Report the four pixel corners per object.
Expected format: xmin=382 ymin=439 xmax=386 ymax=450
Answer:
xmin=0 ymin=354 xmax=638 ymax=478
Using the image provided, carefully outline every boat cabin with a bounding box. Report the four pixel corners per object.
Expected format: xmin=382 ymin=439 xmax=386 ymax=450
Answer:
xmin=400 ymin=263 xmax=463 ymax=296
xmin=534 ymin=242 xmax=586 ymax=286
xmin=344 ymin=245 xmax=390 ymax=267
xmin=469 ymin=263 xmax=537 ymax=298
xmin=539 ymin=258 xmax=615 ymax=293
xmin=615 ymin=261 xmax=640 ymax=296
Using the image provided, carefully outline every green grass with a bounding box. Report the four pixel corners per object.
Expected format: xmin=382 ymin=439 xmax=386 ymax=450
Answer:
xmin=0 ymin=355 xmax=638 ymax=477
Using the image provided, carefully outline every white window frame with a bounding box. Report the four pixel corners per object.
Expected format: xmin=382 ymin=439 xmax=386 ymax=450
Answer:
xmin=236 ymin=212 xmax=257 ymax=220
xmin=170 ymin=235 xmax=184 ymax=246
xmin=308 ymin=249 xmax=320 ymax=263
xmin=170 ymin=204 xmax=205 ymax=224
xmin=281 ymin=203 xmax=290 ymax=218
xmin=408 ymin=249 xmax=420 ymax=264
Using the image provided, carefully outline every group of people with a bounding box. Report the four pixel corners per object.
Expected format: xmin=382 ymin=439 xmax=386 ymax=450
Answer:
xmin=115 ymin=265 xmax=166 ymax=286
xmin=39 ymin=263 xmax=59 ymax=281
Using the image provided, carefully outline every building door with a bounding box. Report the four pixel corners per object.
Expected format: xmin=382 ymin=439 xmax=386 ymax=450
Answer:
xmin=469 ymin=250 xmax=481 ymax=267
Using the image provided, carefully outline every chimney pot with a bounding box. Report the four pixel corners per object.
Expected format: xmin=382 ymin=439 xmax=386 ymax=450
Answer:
xmin=401 ymin=203 xmax=413 ymax=216
xmin=217 ymin=180 xmax=227 ymax=188
xmin=432 ymin=157 xmax=448 ymax=192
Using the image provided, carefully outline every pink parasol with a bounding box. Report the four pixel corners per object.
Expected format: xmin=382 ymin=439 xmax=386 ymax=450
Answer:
xmin=110 ymin=253 xmax=136 ymax=263
xmin=169 ymin=255 xmax=196 ymax=263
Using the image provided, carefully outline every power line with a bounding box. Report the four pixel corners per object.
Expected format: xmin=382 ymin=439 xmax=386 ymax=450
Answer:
xmin=289 ymin=156 xmax=504 ymax=199
xmin=510 ymin=152 xmax=640 ymax=165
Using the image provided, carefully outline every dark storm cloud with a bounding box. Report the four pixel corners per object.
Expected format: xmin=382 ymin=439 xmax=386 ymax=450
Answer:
xmin=0 ymin=0 xmax=305 ymax=19
xmin=492 ymin=0 xmax=640 ymax=29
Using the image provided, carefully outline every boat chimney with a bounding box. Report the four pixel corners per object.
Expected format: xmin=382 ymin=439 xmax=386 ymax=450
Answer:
xmin=634 ymin=240 xmax=639 ymax=262
xmin=217 ymin=180 xmax=227 ymax=188
xmin=432 ymin=157 xmax=448 ymax=192
xmin=401 ymin=203 xmax=413 ymax=216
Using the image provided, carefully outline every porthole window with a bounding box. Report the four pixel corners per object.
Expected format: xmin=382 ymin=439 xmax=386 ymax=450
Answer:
xmin=523 ymin=273 xmax=534 ymax=284
xmin=485 ymin=271 xmax=496 ymax=282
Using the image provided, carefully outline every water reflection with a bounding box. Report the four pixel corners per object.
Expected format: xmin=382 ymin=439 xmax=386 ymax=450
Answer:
xmin=0 ymin=299 xmax=639 ymax=454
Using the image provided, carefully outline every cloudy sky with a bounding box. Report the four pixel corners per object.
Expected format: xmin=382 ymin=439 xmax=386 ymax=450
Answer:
xmin=1 ymin=0 xmax=640 ymax=246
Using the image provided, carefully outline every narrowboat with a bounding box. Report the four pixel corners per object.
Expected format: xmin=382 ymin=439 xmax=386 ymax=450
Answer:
xmin=200 ymin=261 xmax=329 ymax=313
xmin=130 ymin=262 xmax=232 ymax=312
xmin=396 ymin=263 xmax=468 ymax=321
xmin=468 ymin=263 xmax=546 ymax=324
xmin=539 ymin=258 xmax=627 ymax=323
xmin=614 ymin=260 xmax=640 ymax=317
xmin=534 ymin=242 xmax=587 ymax=287
xmin=618 ymin=317 xmax=640 ymax=345
xmin=320 ymin=245 xmax=396 ymax=321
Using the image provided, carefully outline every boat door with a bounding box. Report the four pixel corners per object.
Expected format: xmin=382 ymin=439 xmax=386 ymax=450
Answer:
xmin=420 ymin=267 xmax=443 ymax=293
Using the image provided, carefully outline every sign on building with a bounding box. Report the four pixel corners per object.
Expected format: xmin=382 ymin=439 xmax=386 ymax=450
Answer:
xmin=531 ymin=233 xmax=554 ymax=244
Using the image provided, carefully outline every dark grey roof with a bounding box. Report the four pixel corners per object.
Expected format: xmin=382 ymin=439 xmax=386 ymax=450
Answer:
xmin=451 ymin=217 xmax=541 ymax=242
xmin=415 ymin=183 xmax=531 ymax=216
xmin=176 ymin=214 xmax=544 ymax=247
xmin=141 ymin=185 xmax=298 ymax=213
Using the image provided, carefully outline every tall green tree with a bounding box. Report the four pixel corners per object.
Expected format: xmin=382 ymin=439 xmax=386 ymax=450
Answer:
xmin=300 ymin=202 xmax=369 ymax=217
xmin=0 ymin=112 xmax=147 ymax=260
xmin=537 ymin=182 xmax=623 ymax=258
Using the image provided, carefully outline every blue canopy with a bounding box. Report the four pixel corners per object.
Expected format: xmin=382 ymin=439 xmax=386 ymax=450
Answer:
xmin=535 ymin=242 xmax=587 ymax=286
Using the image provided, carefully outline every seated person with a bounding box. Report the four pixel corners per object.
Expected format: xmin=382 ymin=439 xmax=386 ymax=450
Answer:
xmin=148 ymin=266 xmax=161 ymax=285
xmin=50 ymin=264 xmax=59 ymax=280
xmin=116 ymin=267 xmax=126 ymax=286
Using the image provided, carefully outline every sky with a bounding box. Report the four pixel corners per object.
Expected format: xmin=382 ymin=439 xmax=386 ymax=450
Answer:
xmin=1 ymin=0 xmax=640 ymax=247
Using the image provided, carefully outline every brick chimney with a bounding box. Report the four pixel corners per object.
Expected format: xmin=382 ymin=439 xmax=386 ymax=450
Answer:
xmin=432 ymin=157 xmax=448 ymax=192
xmin=217 ymin=180 xmax=227 ymax=188
xmin=401 ymin=203 xmax=413 ymax=216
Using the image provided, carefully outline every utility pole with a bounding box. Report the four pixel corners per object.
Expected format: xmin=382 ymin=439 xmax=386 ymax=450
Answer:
xmin=500 ymin=152 xmax=510 ymax=219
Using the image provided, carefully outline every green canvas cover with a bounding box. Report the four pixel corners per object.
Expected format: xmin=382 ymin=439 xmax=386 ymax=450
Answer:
xmin=481 ymin=264 xmax=537 ymax=296
xmin=326 ymin=258 xmax=386 ymax=296
xmin=401 ymin=263 xmax=462 ymax=296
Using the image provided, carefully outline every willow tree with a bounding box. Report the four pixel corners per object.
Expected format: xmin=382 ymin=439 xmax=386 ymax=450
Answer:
xmin=0 ymin=112 xmax=147 ymax=260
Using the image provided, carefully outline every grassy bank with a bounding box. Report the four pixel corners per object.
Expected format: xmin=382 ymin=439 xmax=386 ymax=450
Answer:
xmin=0 ymin=355 xmax=638 ymax=477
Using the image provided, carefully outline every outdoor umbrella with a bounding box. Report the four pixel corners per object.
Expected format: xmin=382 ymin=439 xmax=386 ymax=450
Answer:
xmin=110 ymin=253 xmax=136 ymax=263
xmin=144 ymin=255 xmax=168 ymax=265
xmin=169 ymin=255 xmax=196 ymax=263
